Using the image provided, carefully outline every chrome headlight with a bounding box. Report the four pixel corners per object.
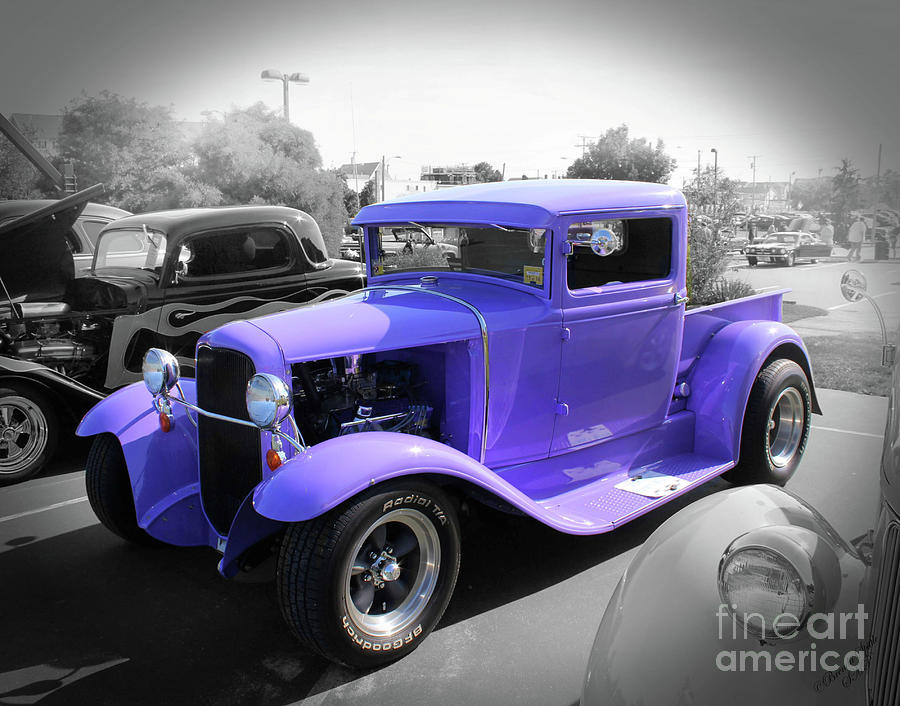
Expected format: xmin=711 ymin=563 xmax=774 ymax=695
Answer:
xmin=246 ymin=373 xmax=292 ymax=429
xmin=719 ymin=546 xmax=809 ymax=639
xmin=142 ymin=348 xmax=180 ymax=396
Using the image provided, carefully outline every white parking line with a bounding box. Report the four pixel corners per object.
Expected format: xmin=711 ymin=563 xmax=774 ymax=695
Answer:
xmin=0 ymin=496 xmax=88 ymax=524
xmin=812 ymin=425 xmax=884 ymax=440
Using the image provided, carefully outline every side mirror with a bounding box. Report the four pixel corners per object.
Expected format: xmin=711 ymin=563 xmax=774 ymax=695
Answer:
xmin=839 ymin=269 xmax=895 ymax=366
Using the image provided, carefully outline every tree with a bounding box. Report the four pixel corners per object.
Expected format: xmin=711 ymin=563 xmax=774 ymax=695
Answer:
xmin=472 ymin=161 xmax=503 ymax=183
xmin=0 ymin=134 xmax=42 ymax=199
xmin=790 ymin=178 xmax=831 ymax=211
xmin=59 ymin=91 xmax=192 ymax=211
xmin=358 ymin=179 xmax=377 ymax=209
xmin=682 ymin=166 xmax=745 ymax=303
xmin=192 ymin=103 xmax=346 ymax=255
xmin=830 ymin=158 xmax=860 ymax=242
xmin=566 ymin=125 xmax=676 ymax=183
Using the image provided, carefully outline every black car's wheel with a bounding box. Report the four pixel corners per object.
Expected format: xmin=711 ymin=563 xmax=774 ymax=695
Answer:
xmin=85 ymin=433 xmax=158 ymax=545
xmin=747 ymin=256 xmax=758 ymax=267
xmin=0 ymin=384 xmax=59 ymax=486
xmin=787 ymin=252 xmax=796 ymax=266
xmin=723 ymin=359 xmax=811 ymax=486
xmin=277 ymin=480 xmax=461 ymax=668
xmin=811 ymin=258 xmax=818 ymax=264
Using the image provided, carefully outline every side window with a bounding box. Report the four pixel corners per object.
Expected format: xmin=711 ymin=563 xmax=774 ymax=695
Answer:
xmin=180 ymin=227 xmax=291 ymax=279
xmin=79 ymin=219 xmax=109 ymax=249
xmin=567 ymin=217 xmax=672 ymax=291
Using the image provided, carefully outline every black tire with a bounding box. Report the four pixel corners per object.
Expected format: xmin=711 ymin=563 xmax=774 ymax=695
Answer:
xmin=85 ymin=433 xmax=158 ymax=545
xmin=723 ymin=359 xmax=811 ymax=486
xmin=0 ymin=383 xmax=59 ymax=486
xmin=811 ymin=258 xmax=818 ymax=264
xmin=747 ymin=256 xmax=758 ymax=267
xmin=277 ymin=480 xmax=461 ymax=668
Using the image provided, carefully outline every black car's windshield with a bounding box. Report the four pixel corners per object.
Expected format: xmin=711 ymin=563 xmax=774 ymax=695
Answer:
xmin=763 ymin=233 xmax=799 ymax=244
xmin=372 ymin=223 xmax=548 ymax=288
xmin=94 ymin=226 xmax=167 ymax=270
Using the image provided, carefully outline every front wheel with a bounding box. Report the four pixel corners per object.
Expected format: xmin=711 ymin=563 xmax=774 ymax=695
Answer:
xmin=723 ymin=359 xmax=811 ymax=486
xmin=85 ymin=433 xmax=158 ymax=545
xmin=746 ymin=256 xmax=758 ymax=267
xmin=277 ymin=480 xmax=461 ymax=668
xmin=0 ymin=384 xmax=59 ymax=486
xmin=787 ymin=252 xmax=796 ymax=266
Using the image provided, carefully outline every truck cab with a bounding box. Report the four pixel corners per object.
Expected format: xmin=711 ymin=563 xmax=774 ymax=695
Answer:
xmin=77 ymin=179 xmax=820 ymax=668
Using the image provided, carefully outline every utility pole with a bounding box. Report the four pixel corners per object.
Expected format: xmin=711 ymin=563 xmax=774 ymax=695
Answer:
xmin=710 ymin=148 xmax=718 ymax=219
xmin=576 ymin=135 xmax=598 ymax=159
xmin=748 ymin=155 xmax=759 ymax=214
xmin=697 ymin=150 xmax=701 ymax=180
xmin=873 ymin=143 xmax=882 ymax=252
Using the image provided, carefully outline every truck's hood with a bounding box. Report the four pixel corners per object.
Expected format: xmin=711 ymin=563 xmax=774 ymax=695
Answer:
xmin=207 ymin=287 xmax=483 ymax=362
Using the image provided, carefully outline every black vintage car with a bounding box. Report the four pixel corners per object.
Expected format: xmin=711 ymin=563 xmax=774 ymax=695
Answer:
xmin=745 ymin=231 xmax=832 ymax=267
xmin=0 ymin=190 xmax=364 ymax=483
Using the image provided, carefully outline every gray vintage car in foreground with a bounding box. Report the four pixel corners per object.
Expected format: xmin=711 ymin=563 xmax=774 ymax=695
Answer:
xmin=582 ymin=271 xmax=895 ymax=705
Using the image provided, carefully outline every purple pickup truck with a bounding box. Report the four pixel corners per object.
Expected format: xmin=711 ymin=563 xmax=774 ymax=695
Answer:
xmin=77 ymin=179 xmax=820 ymax=668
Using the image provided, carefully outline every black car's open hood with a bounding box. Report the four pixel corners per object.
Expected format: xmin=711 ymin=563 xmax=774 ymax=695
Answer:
xmin=0 ymin=184 xmax=103 ymax=302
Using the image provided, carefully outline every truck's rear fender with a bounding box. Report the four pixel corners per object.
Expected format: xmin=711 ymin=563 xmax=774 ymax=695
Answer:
xmin=687 ymin=320 xmax=820 ymax=460
xmin=252 ymin=432 xmax=544 ymax=525
xmin=77 ymin=381 xmax=208 ymax=546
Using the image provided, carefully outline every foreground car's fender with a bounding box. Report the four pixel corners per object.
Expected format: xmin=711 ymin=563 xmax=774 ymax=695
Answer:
xmin=582 ymin=485 xmax=866 ymax=706
xmin=77 ymin=381 xmax=209 ymax=546
xmin=688 ymin=320 xmax=820 ymax=460
xmin=253 ymin=432 xmax=541 ymax=524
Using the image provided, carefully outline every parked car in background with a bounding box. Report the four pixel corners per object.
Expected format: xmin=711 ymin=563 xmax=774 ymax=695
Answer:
xmin=746 ymin=231 xmax=832 ymax=266
xmin=581 ymin=271 xmax=895 ymax=706
xmin=0 ymin=197 xmax=130 ymax=275
xmin=78 ymin=179 xmax=819 ymax=668
xmin=0 ymin=192 xmax=363 ymax=484
xmin=340 ymin=227 xmax=363 ymax=261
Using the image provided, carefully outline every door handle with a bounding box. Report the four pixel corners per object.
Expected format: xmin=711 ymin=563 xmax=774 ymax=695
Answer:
xmin=674 ymin=293 xmax=689 ymax=306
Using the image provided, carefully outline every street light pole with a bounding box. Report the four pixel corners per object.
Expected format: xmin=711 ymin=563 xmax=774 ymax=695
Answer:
xmin=260 ymin=69 xmax=310 ymax=122
xmin=710 ymin=148 xmax=718 ymax=218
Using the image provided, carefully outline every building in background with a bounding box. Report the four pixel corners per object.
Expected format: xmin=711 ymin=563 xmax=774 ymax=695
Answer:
xmin=421 ymin=164 xmax=478 ymax=187
xmin=339 ymin=160 xmax=439 ymax=202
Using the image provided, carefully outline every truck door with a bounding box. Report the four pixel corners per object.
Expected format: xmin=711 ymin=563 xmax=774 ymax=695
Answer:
xmin=552 ymin=214 xmax=685 ymax=454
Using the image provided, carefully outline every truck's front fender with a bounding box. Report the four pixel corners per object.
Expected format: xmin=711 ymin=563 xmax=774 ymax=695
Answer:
xmin=77 ymin=381 xmax=208 ymax=546
xmin=253 ymin=432 xmax=537 ymax=524
xmin=687 ymin=320 xmax=818 ymax=460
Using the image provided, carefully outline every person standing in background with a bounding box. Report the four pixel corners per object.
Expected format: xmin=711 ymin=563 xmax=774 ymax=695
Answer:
xmin=819 ymin=217 xmax=834 ymax=248
xmin=847 ymin=215 xmax=866 ymax=262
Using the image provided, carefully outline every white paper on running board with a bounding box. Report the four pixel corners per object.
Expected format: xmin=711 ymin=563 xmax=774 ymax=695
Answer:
xmin=615 ymin=471 xmax=690 ymax=498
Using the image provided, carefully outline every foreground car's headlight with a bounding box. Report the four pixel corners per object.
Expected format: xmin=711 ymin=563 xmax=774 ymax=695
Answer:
xmin=719 ymin=546 xmax=810 ymax=638
xmin=142 ymin=348 xmax=180 ymax=396
xmin=246 ymin=373 xmax=292 ymax=429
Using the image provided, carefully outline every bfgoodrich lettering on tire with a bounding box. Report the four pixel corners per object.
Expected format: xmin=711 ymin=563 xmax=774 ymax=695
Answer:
xmin=276 ymin=480 xmax=460 ymax=668
xmin=723 ymin=358 xmax=811 ymax=486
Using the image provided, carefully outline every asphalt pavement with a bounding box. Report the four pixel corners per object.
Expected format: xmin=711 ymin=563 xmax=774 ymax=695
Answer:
xmin=0 ymin=389 xmax=886 ymax=706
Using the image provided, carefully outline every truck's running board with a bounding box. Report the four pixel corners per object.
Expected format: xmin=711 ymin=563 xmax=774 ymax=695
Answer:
xmin=537 ymin=453 xmax=734 ymax=532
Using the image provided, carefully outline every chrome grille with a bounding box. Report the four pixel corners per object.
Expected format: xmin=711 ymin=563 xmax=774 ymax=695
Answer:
xmin=196 ymin=346 xmax=261 ymax=536
xmin=870 ymin=518 xmax=900 ymax=705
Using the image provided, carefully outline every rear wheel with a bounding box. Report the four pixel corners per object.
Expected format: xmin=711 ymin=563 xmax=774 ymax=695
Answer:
xmin=723 ymin=359 xmax=811 ymax=486
xmin=85 ymin=433 xmax=158 ymax=545
xmin=0 ymin=384 xmax=58 ymax=486
xmin=277 ymin=480 xmax=460 ymax=668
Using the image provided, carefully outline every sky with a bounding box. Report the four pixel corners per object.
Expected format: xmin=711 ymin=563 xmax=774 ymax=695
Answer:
xmin=2 ymin=0 xmax=898 ymax=186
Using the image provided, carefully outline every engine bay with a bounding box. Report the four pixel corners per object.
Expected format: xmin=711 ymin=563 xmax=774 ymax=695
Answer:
xmin=291 ymin=354 xmax=434 ymax=445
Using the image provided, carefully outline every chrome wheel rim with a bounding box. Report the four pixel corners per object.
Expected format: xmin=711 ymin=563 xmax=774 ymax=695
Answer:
xmin=344 ymin=508 xmax=440 ymax=637
xmin=767 ymin=387 xmax=805 ymax=468
xmin=0 ymin=396 xmax=48 ymax=474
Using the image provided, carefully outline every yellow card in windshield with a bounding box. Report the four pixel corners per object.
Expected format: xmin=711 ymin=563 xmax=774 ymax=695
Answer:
xmin=523 ymin=266 xmax=543 ymax=286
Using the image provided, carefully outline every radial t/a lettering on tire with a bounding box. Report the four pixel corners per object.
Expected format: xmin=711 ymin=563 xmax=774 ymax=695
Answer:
xmin=723 ymin=358 xmax=812 ymax=486
xmin=276 ymin=480 xmax=461 ymax=668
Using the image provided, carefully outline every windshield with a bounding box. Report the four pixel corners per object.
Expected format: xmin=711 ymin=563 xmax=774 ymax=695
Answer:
xmin=94 ymin=226 xmax=167 ymax=270
xmin=763 ymin=233 xmax=798 ymax=244
xmin=372 ymin=223 xmax=548 ymax=288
